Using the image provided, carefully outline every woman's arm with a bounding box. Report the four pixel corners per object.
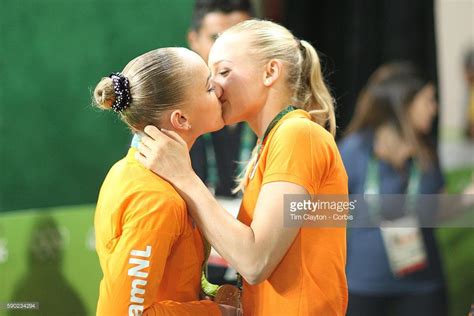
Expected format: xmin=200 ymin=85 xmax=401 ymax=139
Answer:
xmin=178 ymin=174 xmax=302 ymax=285
xmin=136 ymin=126 xmax=302 ymax=285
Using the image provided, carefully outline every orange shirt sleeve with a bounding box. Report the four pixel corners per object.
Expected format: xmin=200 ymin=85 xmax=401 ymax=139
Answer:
xmin=98 ymin=191 xmax=220 ymax=316
xmin=262 ymin=118 xmax=336 ymax=194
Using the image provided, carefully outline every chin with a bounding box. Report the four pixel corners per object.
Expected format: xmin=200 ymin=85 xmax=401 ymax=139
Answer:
xmin=224 ymin=116 xmax=245 ymax=126
xmin=222 ymin=102 xmax=253 ymax=126
xmin=418 ymin=126 xmax=431 ymax=135
xmin=223 ymin=111 xmax=241 ymax=125
xmin=209 ymin=119 xmax=226 ymax=133
xmin=423 ymin=122 xmax=434 ymax=133
xmin=217 ymin=120 xmax=226 ymax=130
xmin=221 ymin=104 xmax=238 ymax=125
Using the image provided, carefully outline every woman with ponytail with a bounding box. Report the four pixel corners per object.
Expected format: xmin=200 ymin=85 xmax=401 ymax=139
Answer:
xmin=136 ymin=20 xmax=348 ymax=315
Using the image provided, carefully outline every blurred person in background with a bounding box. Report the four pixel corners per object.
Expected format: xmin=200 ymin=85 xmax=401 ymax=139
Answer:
xmin=187 ymin=0 xmax=255 ymax=197
xmin=93 ymin=47 xmax=236 ymax=315
xmin=339 ymin=62 xmax=447 ymax=316
xmin=464 ymin=47 xmax=474 ymax=139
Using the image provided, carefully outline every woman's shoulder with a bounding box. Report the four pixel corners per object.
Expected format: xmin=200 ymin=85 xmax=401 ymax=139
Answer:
xmin=338 ymin=130 xmax=373 ymax=159
xmin=338 ymin=130 xmax=372 ymax=151
xmin=98 ymin=155 xmax=188 ymax=235
xmin=120 ymin=188 xmax=187 ymax=233
xmin=272 ymin=115 xmax=335 ymax=148
xmin=116 ymin=163 xmax=188 ymax=219
xmin=337 ymin=131 xmax=373 ymax=186
xmin=121 ymin=158 xmax=186 ymax=202
xmin=279 ymin=114 xmax=330 ymax=134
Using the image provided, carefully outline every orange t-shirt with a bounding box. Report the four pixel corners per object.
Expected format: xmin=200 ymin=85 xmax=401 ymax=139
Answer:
xmin=95 ymin=148 xmax=220 ymax=316
xmin=238 ymin=110 xmax=348 ymax=315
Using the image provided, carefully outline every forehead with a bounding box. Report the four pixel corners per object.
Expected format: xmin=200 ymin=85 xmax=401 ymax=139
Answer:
xmin=208 ymin=33 xmax=251 ymax=64
xmin=200 ymin=11 xmax=250 ymax=34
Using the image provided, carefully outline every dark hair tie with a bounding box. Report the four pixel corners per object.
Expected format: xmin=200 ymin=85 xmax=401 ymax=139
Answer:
xmin=295 ymin=38 xmax=306 ymax=57
xmin=109 ymin=72 xmax=132 ymax=113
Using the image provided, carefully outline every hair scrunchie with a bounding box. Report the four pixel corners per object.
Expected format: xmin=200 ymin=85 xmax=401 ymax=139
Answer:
xmin=109 ymin=72 xmax=132 ymax=112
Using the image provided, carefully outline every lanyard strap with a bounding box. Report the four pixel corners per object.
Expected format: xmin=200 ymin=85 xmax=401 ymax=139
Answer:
xmin=201 ymin=238 xmax=220 ymax=297
xmin=261 ymin=105 xmax=297 ymax=145
xmin=365 ymin=157 xmax=421 ymax=195
xmin=254 ymin=105 xmax=297 ymax=164
xmin=364 ymin=157 xmax=422 ymax=219
xmin=248 ymin=105 xmax=297 ymax=181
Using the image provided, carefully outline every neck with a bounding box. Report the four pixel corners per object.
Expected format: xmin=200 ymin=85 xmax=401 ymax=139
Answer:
xmin=160 ymin=121 xmax=195 ymax=151
xmin=181 ymin=133 xmax=195 ymax=151
xmin=247 ymin=92 xmax=293 ymax=138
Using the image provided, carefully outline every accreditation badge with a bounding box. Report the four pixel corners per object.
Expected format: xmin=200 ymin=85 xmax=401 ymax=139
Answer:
xmin=380 ymin=215 xmax=428 ymax=277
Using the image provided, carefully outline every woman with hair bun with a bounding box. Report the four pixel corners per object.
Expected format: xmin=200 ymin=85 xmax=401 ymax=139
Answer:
xmin=93 ymin=47 xmax=237 ymax=315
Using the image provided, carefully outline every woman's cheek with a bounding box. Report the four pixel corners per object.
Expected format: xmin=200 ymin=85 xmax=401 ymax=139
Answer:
xmin=222 ymin=73 xmax=237 ymax=91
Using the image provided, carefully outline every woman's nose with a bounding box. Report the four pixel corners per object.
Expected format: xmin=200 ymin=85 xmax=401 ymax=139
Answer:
xmin=212 ymin=79 xmax=224 ymax=99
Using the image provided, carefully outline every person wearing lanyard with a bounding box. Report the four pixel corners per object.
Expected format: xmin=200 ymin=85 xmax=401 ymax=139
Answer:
xmin=186 ymin=0 xmax=256 ymax=197
xmin=135 ymin=20 xmax=349 ymax=315
xmin=339 ymin=62 xmax=447 ymax=316
xmin=92 ymin=48 xmax=237 ymax=315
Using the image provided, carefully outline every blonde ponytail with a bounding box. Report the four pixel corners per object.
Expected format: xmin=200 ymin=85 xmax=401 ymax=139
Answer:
xmin=223 ymin=20 xmax=337 ymax=192
xmin=298 ymin=40 xmax=336 ymax=136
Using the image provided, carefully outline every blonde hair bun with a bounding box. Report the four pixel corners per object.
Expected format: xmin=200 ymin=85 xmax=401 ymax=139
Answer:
xmin=93 ymin=77 xmax=115 ymax=110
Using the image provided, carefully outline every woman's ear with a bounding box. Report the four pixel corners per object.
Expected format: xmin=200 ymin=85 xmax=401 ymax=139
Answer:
xmin=169 ymin=110 xmax=192 ymax=131
xmin=187 ymin=30 xmax=199 ymax=52
xmin=263 ymin=59 xmax=282 ymax=87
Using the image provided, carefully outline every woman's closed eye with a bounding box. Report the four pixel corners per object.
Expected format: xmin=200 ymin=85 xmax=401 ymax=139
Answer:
xmin=207 ymin=85 xmax=216 ymax=93
xmin=218 ymin=69 xmax=230 ymax=77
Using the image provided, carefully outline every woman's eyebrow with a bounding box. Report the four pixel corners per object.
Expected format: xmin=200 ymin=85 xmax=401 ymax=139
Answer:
xmin=211 ymin=60 xmax=232 ymax=67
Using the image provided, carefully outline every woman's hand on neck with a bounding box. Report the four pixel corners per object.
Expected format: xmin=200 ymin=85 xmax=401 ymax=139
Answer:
xmin=177 ymin=131 xmax=196 ymax=152
xmin=160 ymin=120 xmax=196 ymax=152
xmin=374 ymin=124 xmax=414 ymax=170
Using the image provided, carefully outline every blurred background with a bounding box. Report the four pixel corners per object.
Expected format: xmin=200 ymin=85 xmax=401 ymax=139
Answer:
xmin=0 ymin=0 xmax=472 ymax=315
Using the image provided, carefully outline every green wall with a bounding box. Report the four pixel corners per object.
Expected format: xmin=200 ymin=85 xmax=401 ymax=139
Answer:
xmin=0 ymin=206 xmax=99 ymax=316
xmin=0 ymin=0 xmax=193 ymax=212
